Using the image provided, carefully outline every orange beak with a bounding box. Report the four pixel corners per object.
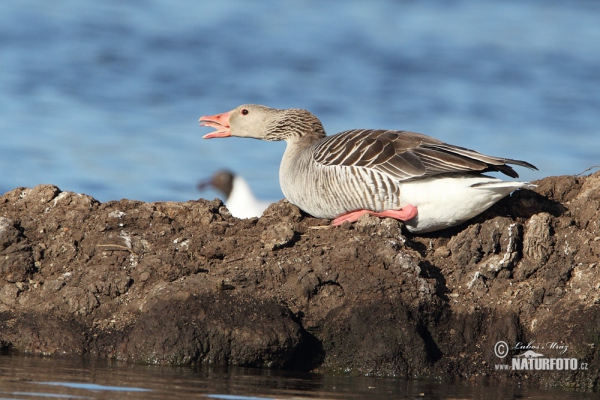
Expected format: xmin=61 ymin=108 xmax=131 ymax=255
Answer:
xmin=199 ymin=111 xmax=232 ymax=138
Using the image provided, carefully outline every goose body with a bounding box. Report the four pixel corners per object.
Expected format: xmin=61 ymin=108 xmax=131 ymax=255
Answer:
xmin=200 ymin=104 xmax=537 ymax=233
xmin=198 ymin=169 xmax=271 ymax=219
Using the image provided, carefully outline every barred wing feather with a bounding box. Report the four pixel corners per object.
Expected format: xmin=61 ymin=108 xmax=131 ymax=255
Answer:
xmin=312 ymin=129 xmax=536 ymax=180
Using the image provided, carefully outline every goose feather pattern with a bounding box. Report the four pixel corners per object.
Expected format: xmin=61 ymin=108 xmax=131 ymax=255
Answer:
xmin=200 ymin=104 xmax=537 ymax=233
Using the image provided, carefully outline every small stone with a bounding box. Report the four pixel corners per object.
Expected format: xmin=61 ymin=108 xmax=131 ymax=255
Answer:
xmin=260 ymin=223 xmax=295 ymax=250
xmin=354 ymin=214 xmax=381 ymax=232
xmin=434 ymin=246 xmax=451 ymax=258
xmin=139 ymin=272 xmax=150 ymax=282
xmin=108 ymin=211 xmax=126 ymax=219
xmin=0 ymin=284 xmax=20 ymax=306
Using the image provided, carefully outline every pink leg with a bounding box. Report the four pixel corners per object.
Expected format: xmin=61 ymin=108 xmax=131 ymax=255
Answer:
xmin=331 ymin=204 xmax=418 ymax=226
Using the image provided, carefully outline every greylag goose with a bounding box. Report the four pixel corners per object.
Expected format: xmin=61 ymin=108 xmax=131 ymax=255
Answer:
xmin=199 ymin=104 xmax=537 ymax=233
xmin=198 ymin=169 xmax=272 ymax=219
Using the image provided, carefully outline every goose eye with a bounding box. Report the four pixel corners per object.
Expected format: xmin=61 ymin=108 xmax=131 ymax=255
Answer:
xmin=241 ymin=109 xmax=249 ymax=115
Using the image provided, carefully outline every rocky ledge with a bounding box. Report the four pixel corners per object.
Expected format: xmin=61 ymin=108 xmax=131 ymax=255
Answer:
xmin=0 ymin=172 xmax=599 ymax=388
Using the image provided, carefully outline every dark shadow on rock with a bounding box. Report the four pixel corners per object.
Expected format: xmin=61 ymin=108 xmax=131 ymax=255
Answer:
xmin=507 ymin=188 xmax=568 ymax=218
xmin=0 ymin=340 xmax=12 ymax=355
xmin=416 ymin=322 xmax=443 ymax=363
xmin=287 ymin=327 xmax=325 ymax=371
xmin=418 ymin=261 xmax=449 ymax=300
xmin=470 ymin=189 xmax=567 ymax=228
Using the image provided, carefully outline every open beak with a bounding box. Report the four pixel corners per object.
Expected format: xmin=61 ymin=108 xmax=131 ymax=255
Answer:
xmin=199 ymin=111 xmax=232 ymax=138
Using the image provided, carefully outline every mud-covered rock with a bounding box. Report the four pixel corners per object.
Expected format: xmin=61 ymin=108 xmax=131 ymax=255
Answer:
xmin=0 ymin=173 xmax=599 ymax=388
xmin=122 ymin=293 xmax=308 ymax=368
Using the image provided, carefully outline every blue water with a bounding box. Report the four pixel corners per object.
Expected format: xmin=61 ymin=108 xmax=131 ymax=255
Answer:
xmin=1 ymin=0 xmax=599 ymax=204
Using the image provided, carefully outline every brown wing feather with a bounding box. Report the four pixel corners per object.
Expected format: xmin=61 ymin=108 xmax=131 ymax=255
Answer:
xmin=312 ymin=129 xmax=537 ymax=180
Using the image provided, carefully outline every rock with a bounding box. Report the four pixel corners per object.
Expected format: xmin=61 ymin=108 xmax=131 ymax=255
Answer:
xmin=121 ymin=293 xmax=308 ymax=368
xmin=0 ymin=217 xmax=19 ymax=250
xmin=260 ymin=223 xmax=295 ymax=250
xmin=0 ymin=284 xmax=20 ymax=307
xmin=0 ymin=172 xmax=599 ymax=388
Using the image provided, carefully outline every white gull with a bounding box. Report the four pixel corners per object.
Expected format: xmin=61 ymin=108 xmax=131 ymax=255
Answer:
xmin=198 ymin=169 xmax=272 ymax=219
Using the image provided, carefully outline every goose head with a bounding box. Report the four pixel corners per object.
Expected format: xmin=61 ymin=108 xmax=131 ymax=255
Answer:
xmin=200 ymin=104 xmax=326 ymax=142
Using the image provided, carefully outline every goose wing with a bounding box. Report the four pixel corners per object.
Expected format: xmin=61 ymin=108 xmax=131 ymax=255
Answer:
xmin=312 ymin=129 xmax=537 ymax=180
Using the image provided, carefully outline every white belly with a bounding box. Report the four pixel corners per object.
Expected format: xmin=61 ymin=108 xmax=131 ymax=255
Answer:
xmin=399 ymin=175 xmax=532 ymax=233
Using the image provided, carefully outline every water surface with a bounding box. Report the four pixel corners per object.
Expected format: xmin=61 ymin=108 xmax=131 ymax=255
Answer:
xmin=0 ymin=0 xmax=599 ymax=203
xmin=0 ymin=355 xmax=596 ymax=399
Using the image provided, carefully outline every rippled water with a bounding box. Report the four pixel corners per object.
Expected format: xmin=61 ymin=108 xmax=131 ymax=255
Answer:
xmin=1 ymin=0 xmax=599 ymax=203
xmin=0 ymin=355 xmax=596 ymax=400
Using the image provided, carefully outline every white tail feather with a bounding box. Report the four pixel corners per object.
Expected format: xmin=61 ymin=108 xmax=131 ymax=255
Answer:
xmin=471 ymin=181 xmax=536 ymax=190
xmin=400 ymin=176 xmax=533 ymax=233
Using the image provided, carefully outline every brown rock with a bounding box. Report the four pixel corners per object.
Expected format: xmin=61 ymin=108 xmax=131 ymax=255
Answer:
xmin=0 ymin=173 xmax=599 ymax=388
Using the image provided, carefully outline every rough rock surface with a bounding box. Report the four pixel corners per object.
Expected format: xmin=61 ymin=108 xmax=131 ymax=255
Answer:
xmin=0 ymin=172 xmax=599 ymax=388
